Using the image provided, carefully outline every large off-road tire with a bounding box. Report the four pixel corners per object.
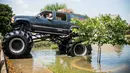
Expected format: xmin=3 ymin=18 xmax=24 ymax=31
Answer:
xmin=58 ymin=38 xmax=72 ymax=54
xmin=13 ymin=21 xmax=33 ymax=55
xmin=68 ymin=42 xmax=92 ymax=57
xmin=25 ymin=32 xmax=33 ymax=55
xmin=2 ymin=31 xmax=32 ymax=58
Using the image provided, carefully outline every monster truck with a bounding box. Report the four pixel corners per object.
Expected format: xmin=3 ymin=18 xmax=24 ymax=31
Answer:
xmin=2 ymin=11 xmax=92 ymax=58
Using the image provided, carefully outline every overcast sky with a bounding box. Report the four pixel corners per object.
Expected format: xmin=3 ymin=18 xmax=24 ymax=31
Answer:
xmin=0 ymin=0 xmax=130 ymax=23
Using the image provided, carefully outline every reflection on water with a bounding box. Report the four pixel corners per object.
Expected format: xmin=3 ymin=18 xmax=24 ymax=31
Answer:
xmin=9 ymin=44 xmax=130 ymax=73
xmin=31 ymin=50 xmax=56 ymax=66
xmin=91 ymin=44 xmax=130 ymax=73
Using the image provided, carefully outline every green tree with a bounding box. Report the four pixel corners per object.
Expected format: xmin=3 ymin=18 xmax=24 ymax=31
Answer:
xmin=0 ymin=4 xmax=13 ymax=35
xmin=41 ymin=3 xmax=67 ymax=11
xmin=71 ymin=14 xmax=128 ymax=62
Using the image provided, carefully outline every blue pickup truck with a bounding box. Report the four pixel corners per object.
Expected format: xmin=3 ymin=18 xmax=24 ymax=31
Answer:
xmin=2 ymin=11 xmax=92 ymax=58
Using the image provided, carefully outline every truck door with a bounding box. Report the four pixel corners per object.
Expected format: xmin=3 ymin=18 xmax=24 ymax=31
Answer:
xmin=32 ymin=11 xmax=52 ymax=32
xmin=49 ymin=12 xmax=70 ymax=33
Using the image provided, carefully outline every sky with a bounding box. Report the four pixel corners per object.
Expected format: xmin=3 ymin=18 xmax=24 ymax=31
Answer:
xmin=0 ymin=0 xmax=130 ymax=23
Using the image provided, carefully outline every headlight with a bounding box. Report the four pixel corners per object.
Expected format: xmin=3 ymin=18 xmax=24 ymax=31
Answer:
xmin=11 ymin=17 xmax=14 ymax=23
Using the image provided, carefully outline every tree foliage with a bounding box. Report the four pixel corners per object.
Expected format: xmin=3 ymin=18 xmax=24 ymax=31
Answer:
xmin=41 ymin=3 xmax=67 ymax=11
xmin=71 ymin=14 xmax=129 ymax=45
xmin=0 ymin=4 xmax=13 ymax=35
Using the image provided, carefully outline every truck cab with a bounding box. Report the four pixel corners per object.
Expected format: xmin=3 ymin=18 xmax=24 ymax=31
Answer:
xmin=12 ymin=10 xmax=86 ymax=36
xmin=31 ymin=11 xmax=72 ymax=35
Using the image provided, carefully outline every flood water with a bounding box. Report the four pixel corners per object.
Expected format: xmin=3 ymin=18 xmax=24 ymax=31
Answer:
xmin=9 ymin=44 xmax=130 ymax=73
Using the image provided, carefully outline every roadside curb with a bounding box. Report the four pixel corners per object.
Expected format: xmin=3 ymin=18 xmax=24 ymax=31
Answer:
xmin=0 ymin=48 xmax=7 ymax=73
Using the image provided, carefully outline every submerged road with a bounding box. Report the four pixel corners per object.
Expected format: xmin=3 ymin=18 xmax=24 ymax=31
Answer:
xmin=8 ymin=44 xmax=130 ymax=73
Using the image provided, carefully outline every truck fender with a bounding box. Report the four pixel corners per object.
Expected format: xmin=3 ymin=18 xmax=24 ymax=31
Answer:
xmin=14 ymin=19 xmax=31 ymax=31
xmin=14 ymin=18 xmax=31 ymax=24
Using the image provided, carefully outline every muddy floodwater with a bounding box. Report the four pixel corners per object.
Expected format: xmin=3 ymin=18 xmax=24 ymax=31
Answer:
xmin=9 ymin=44 xmax=130 ymax=73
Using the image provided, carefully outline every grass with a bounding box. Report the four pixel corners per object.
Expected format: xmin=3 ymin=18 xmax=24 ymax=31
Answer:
xmin=32 ymin=41 xmax=58 ymax=51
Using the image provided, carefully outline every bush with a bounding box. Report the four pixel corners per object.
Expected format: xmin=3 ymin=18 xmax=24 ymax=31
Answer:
xmin=33 ymin=41 xmax=52 ymax=48
xmin=51 ymin=44 xmax=58 ymax=50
